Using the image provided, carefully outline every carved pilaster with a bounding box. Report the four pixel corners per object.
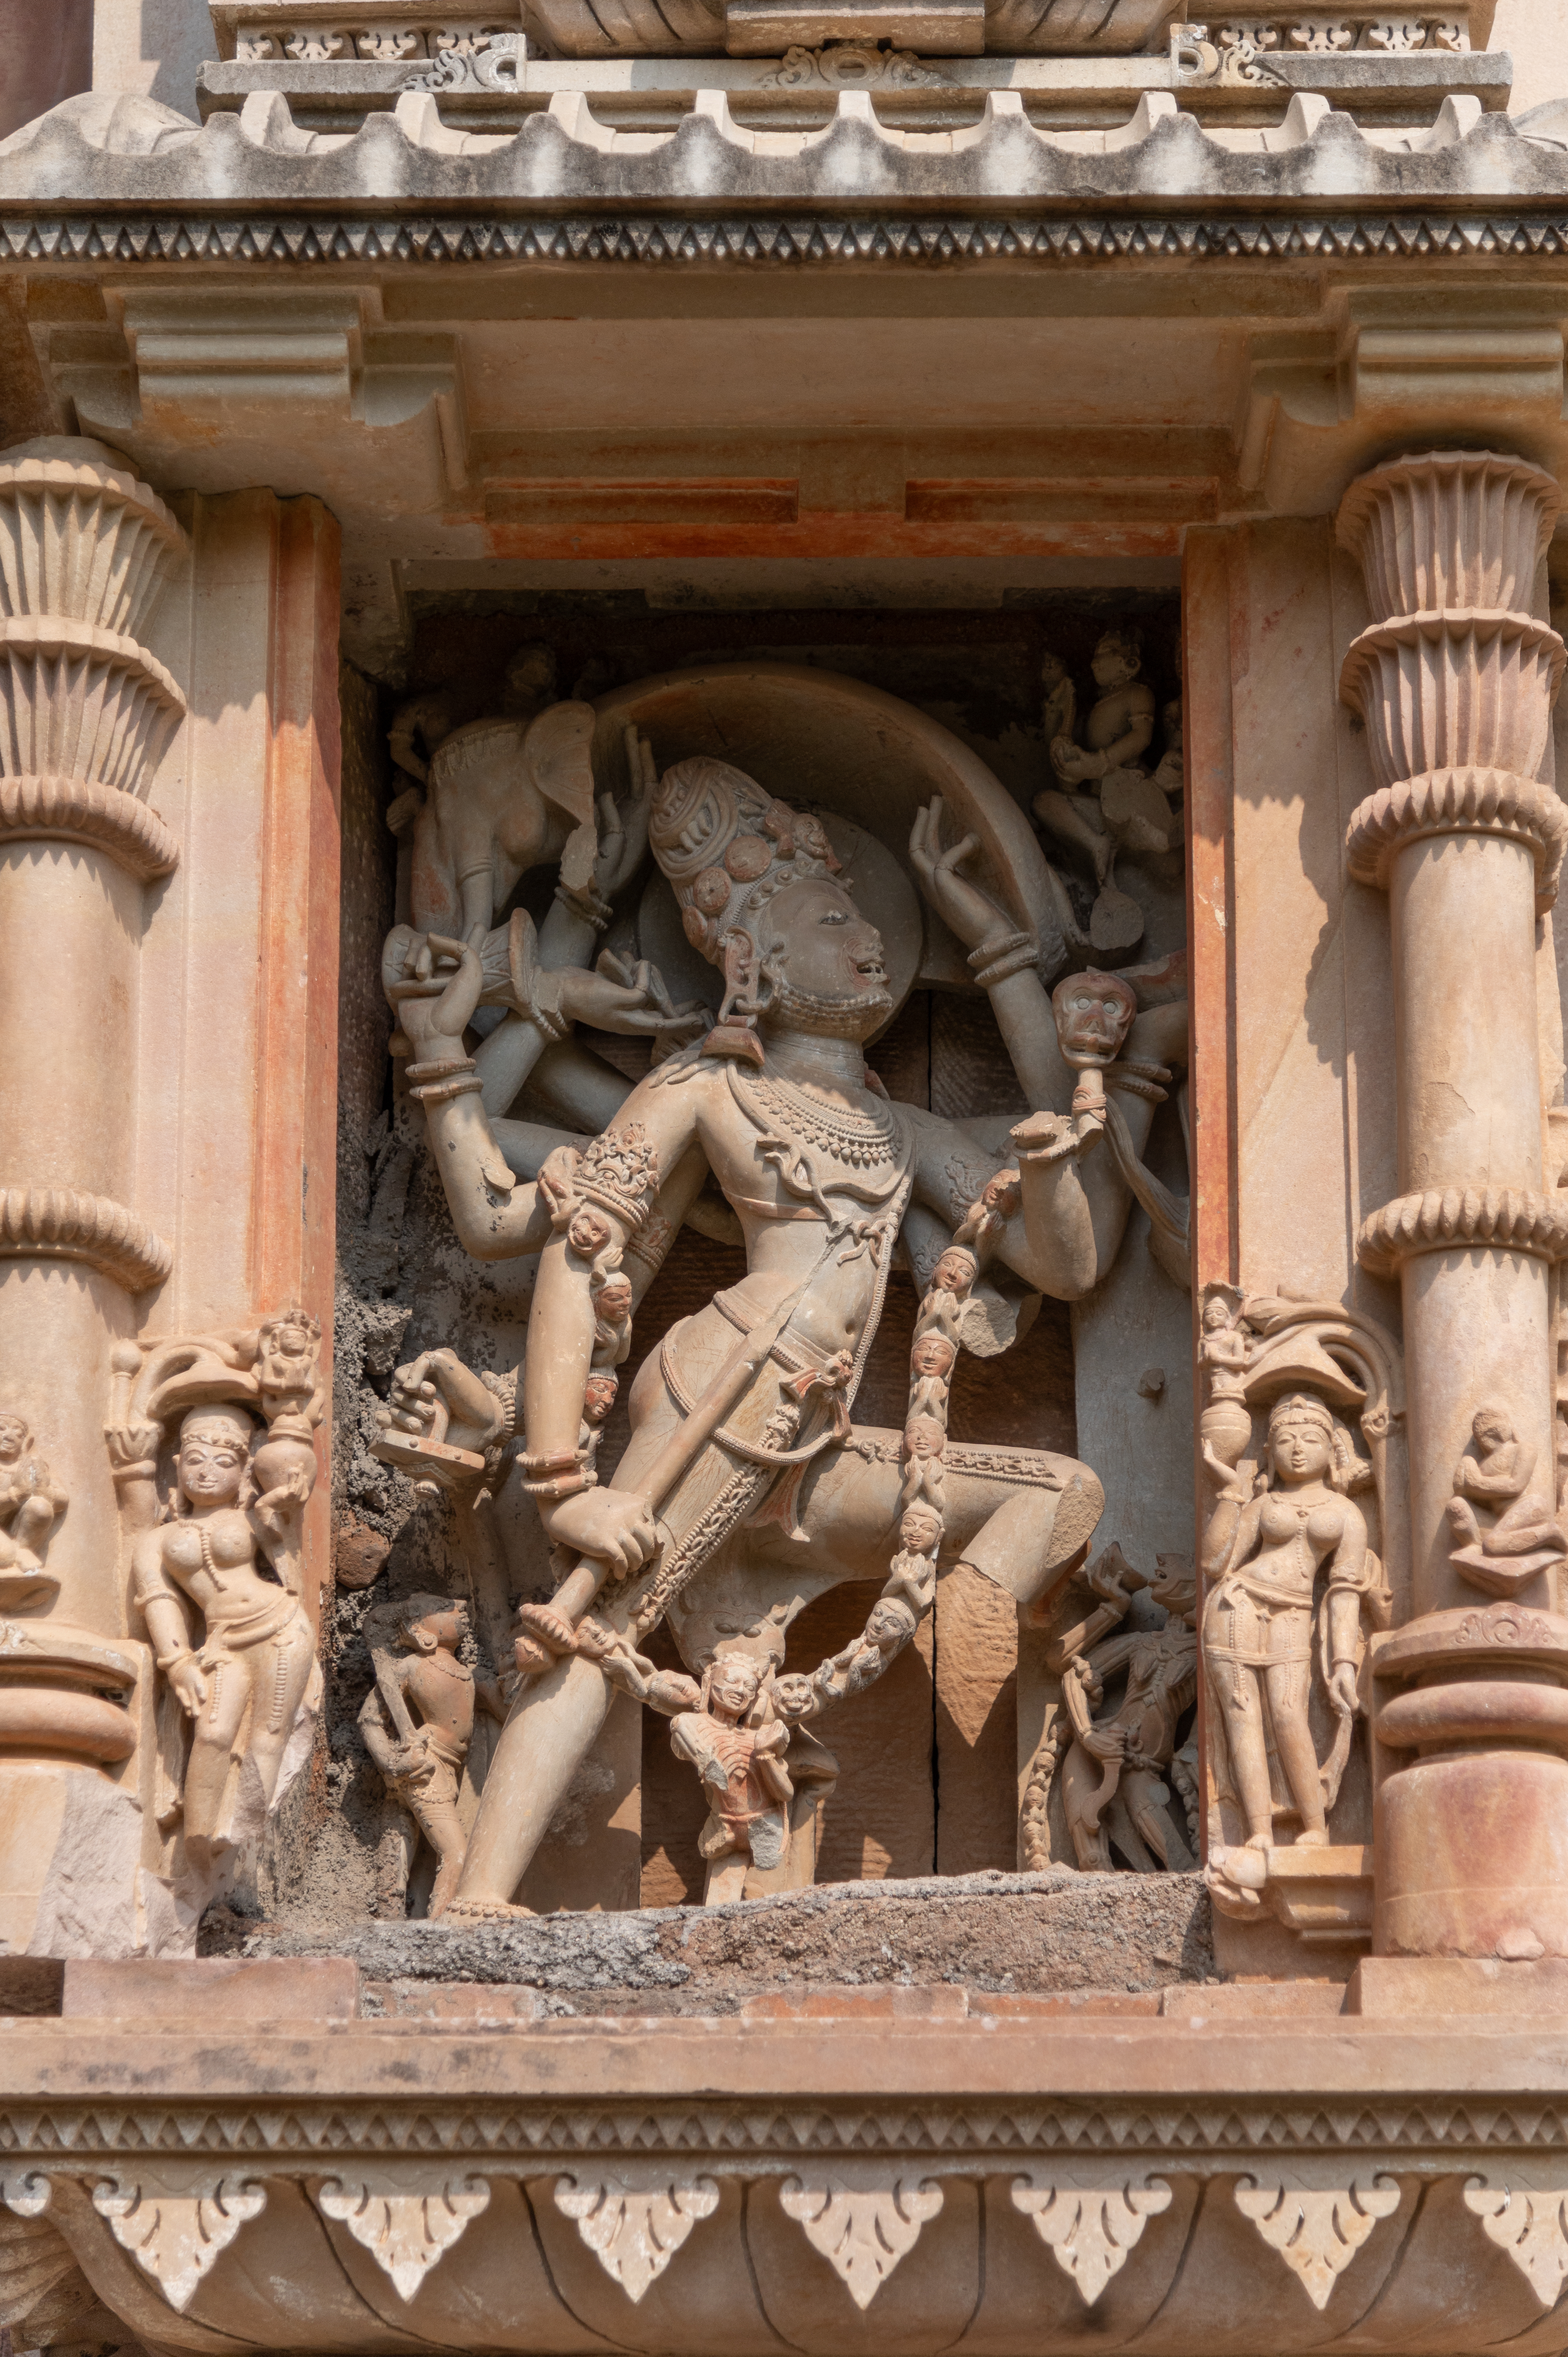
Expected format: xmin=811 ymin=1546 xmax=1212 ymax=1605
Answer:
xmin=0 ymin=436 xmax=188 ymax=1956
xmin=1336 ymin=448 xmax=1568 ymax=1961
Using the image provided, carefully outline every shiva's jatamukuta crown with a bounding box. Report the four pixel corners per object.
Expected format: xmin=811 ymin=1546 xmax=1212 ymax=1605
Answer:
xmin=650 ymin=756 xmax=841 ymax=967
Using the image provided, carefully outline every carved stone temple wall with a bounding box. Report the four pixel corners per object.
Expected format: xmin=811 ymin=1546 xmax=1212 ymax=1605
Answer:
xmin=6 ymin=0 xmax=1568 ymax=2352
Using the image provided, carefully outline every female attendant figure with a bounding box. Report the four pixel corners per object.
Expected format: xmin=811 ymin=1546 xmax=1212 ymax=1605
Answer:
xmin=131 ymin=1405 xmax=317 ymax=1868
xmin=1203 ymin=1391 xmax=1378 ymax=1851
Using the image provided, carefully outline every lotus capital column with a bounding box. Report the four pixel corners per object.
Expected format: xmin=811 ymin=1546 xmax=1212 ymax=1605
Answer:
xmin=1337 ymin=447 xmax=1568 ymax=1961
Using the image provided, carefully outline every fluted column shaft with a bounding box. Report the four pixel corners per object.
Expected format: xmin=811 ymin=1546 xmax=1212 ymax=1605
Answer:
xmin=1339 ymin=448 xmax=1568 ymax=1960
xmin=0 ymin=438 xmax=185 ymax=1636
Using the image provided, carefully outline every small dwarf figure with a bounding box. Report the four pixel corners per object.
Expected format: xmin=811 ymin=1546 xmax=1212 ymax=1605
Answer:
xmin=908 ymin=1332 xmax=956 ymax=1420
xmin=0 ymin=1412 xmax=67 ymax=1594
xmin=590 ymin=1269 xmax=634 ymax=1368
xmin=1059 ymin=1554 xmax=1199 ymax=1875
xmin=1198 ymin=1288 xmax=1250 ymax=1396
xmin=1034 ymin=627 xmax=1164 ymax=951
xmin=1446 ymin=1404 xmax=1568 ymax=1593
xmin=255 ymin=1307 xmax=323 ymax=1422
xmin=884 ymin=1504 xmax=941 ymax=1617
xmin=930 ymin=1244 xmax=977 ymax=1307
xmin=669 ymin=1653 xmax=794 ymax=1884
xmin=1048 ymin=627 xmax=1157 ymax=788
xmin=360 ymin=1594 xmax=506 ymax=1919
xmin=579 ymin=1370 xmax=618 ymax=1481
xmin=900 ymin=1412 xmax=948 ymax=1519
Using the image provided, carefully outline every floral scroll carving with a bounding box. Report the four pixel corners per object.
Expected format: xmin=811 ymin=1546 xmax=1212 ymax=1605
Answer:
xmin=1010 ymin=2170 xmax=1173 ymax=2303
xmin=553 ymin=2170 xmax=719 ymax=2301
xmin=779 ymin=2170 xmax=944 ymax=2308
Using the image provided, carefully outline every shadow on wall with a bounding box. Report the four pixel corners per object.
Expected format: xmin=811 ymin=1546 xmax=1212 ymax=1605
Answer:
xmin=0 ymin=0 xmax=91 ymax=138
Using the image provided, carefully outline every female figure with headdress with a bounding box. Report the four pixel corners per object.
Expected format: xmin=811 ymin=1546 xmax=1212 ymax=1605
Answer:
xmin=130 ymin=1405 xmax=318 ymax=1869
xmin=1202 ymin=1392 xmax=1376 ymax=1851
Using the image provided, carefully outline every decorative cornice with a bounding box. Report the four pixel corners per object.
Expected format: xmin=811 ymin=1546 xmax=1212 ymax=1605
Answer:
xmin=1346 ymin=767 xmax=1568 ymax=908
xmin=0 ymin=774 xmax=179 ymax=881
xmin=5 ymin=2094 xmax=1568 ymax=2162
xmin=1357 ymin=1185 xmax=1568 ymax=1275
xmin=7 ymin=210 xmax=1568 ymax=267
xmin=0 ymin=1188 xmax=172 ymax=1293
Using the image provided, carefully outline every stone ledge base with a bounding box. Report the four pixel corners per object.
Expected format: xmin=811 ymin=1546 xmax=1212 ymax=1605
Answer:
xmin=210 ymin=1866 xmax=1216 ymax=2012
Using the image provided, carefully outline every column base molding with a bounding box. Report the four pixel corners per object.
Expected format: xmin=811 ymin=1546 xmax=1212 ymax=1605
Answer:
xmin=0 ymin=773 xmax=178 ymax=880
xmin=1345 ymin=763 xmax=1568 ymax=908
xmin=0 ymin=1188 xmax=172 ymax=1293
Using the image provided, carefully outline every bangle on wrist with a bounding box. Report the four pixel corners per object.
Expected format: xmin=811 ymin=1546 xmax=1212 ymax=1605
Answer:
xmin=411 ymin=1072 xmax=484 ymax=1106
xmin=968 ymin=930 xmax=1037 ymax=990
xmin=406 ymin=1056 xmax=473 ymax=1083
xmin=555 ymin=882 xmax=612 ymax=934
xmin=523 ymin=1468 xmax=593 ymax=1502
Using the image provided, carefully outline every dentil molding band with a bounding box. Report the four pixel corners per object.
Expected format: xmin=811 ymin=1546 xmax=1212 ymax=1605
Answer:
xmin=9 ymin=211 xmax=1568 ymax=266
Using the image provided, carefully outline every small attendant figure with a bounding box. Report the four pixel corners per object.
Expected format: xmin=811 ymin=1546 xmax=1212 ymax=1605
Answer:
xmin=0 ymin=1412 xmax=67 ymax=1602
xmin=360 ymin=1593 xmax=507 ymax=1918
xmin=1446 ymin=1404 xmax=1568 ymax=1595
xmin=1034 ymin=627 xmax=1163 ymax=950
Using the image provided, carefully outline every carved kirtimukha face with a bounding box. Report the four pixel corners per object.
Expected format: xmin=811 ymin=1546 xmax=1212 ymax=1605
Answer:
xmin=177 ymin=1410 xmax=253 ymax=1506
xmin=1052 ymin=971 xmax=1137 ymax=1064
xmin=910 ymin=1334 xmax=956 ymax=1380
xmin=568 ymin=1208 xmax=612 ymax=1258
xmin=0 ymin=1415 xmax=27 ymax=1465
